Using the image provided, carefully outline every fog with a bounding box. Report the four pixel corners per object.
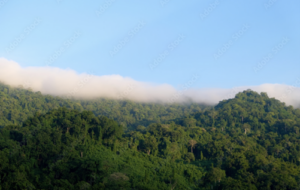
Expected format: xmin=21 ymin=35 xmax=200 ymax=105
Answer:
xmin=1 ymin=58 xmax=300 ymax=107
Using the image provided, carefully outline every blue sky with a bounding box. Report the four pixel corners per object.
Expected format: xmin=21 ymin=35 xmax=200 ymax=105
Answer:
xmin=0 ymin=0 xmax=299 ymax=90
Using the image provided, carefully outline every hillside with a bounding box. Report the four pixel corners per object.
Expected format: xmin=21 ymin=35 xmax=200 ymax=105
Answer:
xmin=1 ymin=87 xmax=300 ymax=189
xmin=124 ymin=90 xmax=300 ymax=188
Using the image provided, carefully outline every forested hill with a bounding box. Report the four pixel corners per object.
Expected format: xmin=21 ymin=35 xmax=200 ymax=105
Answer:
xmin=2 ymin=83 xmax=300 ymax=189
xmin=180 ymin=89 xmax=300 ymax=134
xmin=0 ymin=82 xmax=207 ymax=129
xmin=164 ymin=90 xmax=300 ymax=189
xmin=172 ymin=90 xmax=300 ymax=166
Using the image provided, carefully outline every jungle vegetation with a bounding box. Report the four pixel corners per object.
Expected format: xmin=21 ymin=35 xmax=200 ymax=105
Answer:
xmin=1 ymin=82 xmax=300 ymax=189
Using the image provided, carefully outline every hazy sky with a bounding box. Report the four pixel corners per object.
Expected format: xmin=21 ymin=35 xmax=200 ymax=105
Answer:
xmin=0 ymin=0 xmax=299 ymax=105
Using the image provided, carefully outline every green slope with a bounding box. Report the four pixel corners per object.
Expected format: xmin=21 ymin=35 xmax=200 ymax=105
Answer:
xmin=1 ymin=83 xmax=300 ymax=189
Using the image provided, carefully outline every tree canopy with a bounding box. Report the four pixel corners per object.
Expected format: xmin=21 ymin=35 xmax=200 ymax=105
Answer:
xmin=1 ymin=83 xmax=300 ymax=189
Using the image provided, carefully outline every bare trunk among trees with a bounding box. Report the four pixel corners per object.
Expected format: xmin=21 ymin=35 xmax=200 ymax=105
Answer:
xmin=170 ymin=182 xmax=177 ymax=190
xmin=189 ymin=140 xmax=197 ymax=153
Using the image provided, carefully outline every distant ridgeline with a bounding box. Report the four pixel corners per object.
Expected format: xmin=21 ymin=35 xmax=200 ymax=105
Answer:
xmin=1 ymin=82 xmax=300 ymax=189
xmin=0 ymin=82 xmax=208 ymax=129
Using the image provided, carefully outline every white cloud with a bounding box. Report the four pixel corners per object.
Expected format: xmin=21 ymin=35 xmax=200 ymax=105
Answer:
xmin=1 ymin=58 xmax=299 ymax=107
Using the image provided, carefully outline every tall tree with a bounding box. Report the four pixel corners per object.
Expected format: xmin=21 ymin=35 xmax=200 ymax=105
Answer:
xmin=189 ymin=139 xmax=197 ymax=153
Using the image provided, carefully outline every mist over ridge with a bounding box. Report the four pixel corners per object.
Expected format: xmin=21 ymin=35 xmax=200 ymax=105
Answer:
xmin=1 ymin=58 xmax=299 ymax=107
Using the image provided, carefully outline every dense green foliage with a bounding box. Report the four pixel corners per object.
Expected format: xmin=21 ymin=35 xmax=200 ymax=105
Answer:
xmin=179 ymin=90 xmax=300 ymax=189
xmin=122 ymin=91 xmax=300 ymax=189
xmin=0 ymin=82 xmax=206 ymax=130
xmin=1 ymin=83 xmax=300 ymax=189
xmin=0 ymin=108 xmax=204 ymax=189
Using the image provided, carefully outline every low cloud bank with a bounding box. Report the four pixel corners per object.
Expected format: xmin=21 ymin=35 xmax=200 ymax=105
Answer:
xmin=1 ymin=58 xmax=299 ymax=107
